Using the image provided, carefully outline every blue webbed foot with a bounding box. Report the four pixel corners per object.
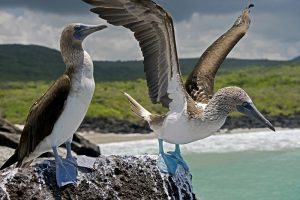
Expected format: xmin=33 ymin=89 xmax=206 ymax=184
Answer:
xmin=52 ymin=146 xmax=77 ymax=188
xmin=159 ymin=152 xmax=180 ymax=174
xmin=167 ymin=145 xmax=189 ymax=172
xmin=158 ymin=140 xmax=189 ymax=175
xmin=55 ymin=156 xmax=77 ymax=187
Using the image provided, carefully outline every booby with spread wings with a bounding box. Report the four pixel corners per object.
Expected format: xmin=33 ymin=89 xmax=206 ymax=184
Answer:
xmin=0 ymin=24 xmax=107 ymax=187
xmin=82 ymin=0 xmax=274 ymax=174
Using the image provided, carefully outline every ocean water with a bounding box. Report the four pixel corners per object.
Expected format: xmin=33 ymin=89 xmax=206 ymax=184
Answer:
xmin=100 ymin=129 xmax=300 ymax=199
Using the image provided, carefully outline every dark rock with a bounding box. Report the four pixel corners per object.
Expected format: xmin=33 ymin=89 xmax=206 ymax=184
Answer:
xmin=0 ymin=118 xmax=100 ymax=158
xmin=0 ymin=147 xmax=15 ymax=167
xmin=0 ymin=155 xmax=196 ymax=200
xmin=71 ymin=133 xmax=101 ymax=157
xmin=0 ymin=132 xmax=19 ymax=149
xmin=223 ymin=114 xmax=300 ymax=130
xmin=0 ymin=132 xmax=100 ymax=158
xmin=0 ymin=118 xmax=22 ymax=134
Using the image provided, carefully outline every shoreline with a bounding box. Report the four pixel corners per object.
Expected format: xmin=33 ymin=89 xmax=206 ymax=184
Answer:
xmin=78 ymin=115 xmax=300 ymax=134
xmin=14 ymin=122 xmax=298 ymax=145
xmin=81 ymin=132 xmax=156 ymax=144
xmin=80 ymin=127 xmax=298 ymax=145
xmin=84 ymin=128 xmax=300 ymax=155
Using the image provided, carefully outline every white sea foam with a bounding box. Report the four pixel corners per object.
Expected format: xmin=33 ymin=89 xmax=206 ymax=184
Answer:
xmin=100 ymin=129 xmax=300 ymax=155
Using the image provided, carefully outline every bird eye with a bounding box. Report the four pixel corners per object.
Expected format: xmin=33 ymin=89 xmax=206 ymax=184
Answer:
xmin=242 ymin=102 xmax=249 ymax=107
xmin=74 ymin=25 xmax=81 ymax=31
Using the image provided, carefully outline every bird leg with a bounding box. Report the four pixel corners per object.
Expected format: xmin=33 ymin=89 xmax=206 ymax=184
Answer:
xmin=158 ymin=139 xmax=189 ymax=175
xmin=158 ymin=139 xmax=174 ymax=174
xmin=52 ymin=146 xmax=77 ymax=188
xmin=65 ymin=141 xmax=76 ymax=165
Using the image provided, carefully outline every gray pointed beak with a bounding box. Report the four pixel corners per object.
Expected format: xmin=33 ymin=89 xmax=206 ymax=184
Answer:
xmin=80 ymin=24 xmax=107 ymax=38
xmin=237 ymin=103 xmax=275 ymax=131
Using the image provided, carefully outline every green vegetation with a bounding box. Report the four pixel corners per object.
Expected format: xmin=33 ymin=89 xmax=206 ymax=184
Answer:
xmin=0 ymin=79 xmax=167 ymax=123
xmin=0 ymin=44 xmax=299 ymax=123
xmin=0 ymin=44 xmax=294 ymax=82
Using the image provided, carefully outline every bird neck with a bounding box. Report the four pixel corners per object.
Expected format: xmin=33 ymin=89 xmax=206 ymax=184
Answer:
xmin=60 ymin=34 xmax=88 ymax=73
xmin=203 ymin=93 xmax=235 ymax=121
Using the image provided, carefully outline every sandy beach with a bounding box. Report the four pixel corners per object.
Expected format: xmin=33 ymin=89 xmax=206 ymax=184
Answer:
xmin=81 ymin=132 xmax=156 ymax=144
xmin=79 ymin=127 xmax=290 ymax=145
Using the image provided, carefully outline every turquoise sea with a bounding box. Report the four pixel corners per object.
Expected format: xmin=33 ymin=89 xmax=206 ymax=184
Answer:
xmin=186 ymin=150 xmax=300 ymax=200
xmin=100 ymin=129 xmax=300 ymax=199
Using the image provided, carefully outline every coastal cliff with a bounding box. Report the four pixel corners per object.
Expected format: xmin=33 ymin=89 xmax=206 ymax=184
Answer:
xmin=0 ymin=155 xmax=196 ymax=200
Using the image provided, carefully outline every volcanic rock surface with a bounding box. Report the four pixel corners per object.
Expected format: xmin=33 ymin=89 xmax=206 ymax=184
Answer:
xmin=0 ymin=155 xmax=196 ymax=200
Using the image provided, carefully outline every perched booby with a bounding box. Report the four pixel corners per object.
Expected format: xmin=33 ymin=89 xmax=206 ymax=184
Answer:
xmin=83 ymin=0 xmax=274 ymax=174
xmin=0 ymin=24 xmax=107 ymax=187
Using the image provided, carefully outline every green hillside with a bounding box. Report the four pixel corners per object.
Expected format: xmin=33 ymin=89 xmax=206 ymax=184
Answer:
xmin=292 ymin=56 xmax=300 ymax=62
xmin=0 ymin=44 xmax=299 ymax=123
xmin=0 ymin=44 xmax=292 ymax=82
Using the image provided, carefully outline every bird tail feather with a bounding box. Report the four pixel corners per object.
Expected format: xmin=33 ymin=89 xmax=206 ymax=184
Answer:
xmin=124 ymin=92 xmax=152 ymax=122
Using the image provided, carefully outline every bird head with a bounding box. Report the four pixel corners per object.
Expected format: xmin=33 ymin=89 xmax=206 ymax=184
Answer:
xmin=217 ymin=86 xmax=275 ymax=131
xmin=60 ymin=23 xmax=107 ymax=67
xmin=61 ymin=23 xmax=107 ymax=47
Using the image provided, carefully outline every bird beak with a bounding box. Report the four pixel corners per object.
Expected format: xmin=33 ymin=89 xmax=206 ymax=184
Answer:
xmin=236 ymin=103 xmax=275 ymax=131
xmin=79 ymin=24 xmax=107 ymax=39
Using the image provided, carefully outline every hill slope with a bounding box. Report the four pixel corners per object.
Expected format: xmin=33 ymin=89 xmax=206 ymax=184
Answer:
xmin=0 ymin=44 xmax=296 ymax=82
xmin=0 ymin=44 xmax=299 ymax=123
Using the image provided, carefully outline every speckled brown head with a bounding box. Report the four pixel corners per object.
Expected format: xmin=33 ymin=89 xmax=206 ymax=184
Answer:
xmin=60 ymin=23 xmax=107 ymax=67
xmin=214 ymin=86 xmax=251 ymax=108
xmin=212 ymin=86 xmax=275 ymax=131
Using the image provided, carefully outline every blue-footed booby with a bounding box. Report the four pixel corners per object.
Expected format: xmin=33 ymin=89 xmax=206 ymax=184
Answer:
xmin=83 ymin=0 xmax=274 ymax=174
xmin=0 ymin=24 xmax=107 ymax=187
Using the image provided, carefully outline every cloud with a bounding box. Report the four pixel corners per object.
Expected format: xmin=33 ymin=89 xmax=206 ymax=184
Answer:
xmin=0 ymin=1 xmax=299 ymax=61
xmin=1 ymin=0 xmax=299 ymax=22
xmin=175 ymin=10 xmax=300 ymax=60
xmin=0 ymin=0 xmax=89 ymax=15
xmin=0 ymin=8 xmax=142 ymax=60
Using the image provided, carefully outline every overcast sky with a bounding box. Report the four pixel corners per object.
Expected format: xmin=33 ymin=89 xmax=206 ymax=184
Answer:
xmin=0 ymin=0 xmax=299 ymax=61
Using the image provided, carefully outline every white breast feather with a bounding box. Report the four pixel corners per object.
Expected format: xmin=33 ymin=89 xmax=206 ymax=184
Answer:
xmin=159 ymin=116 xmax=226 ymax=144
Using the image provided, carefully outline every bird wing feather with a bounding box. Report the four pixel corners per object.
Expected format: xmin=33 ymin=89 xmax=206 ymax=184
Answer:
xmin=83 ymin=0 xmax=189 ymax=111
xmin=185 ymin=7 xmax=252 ymax=104
xmin=17 ymin=74 xmax=71 ymax=165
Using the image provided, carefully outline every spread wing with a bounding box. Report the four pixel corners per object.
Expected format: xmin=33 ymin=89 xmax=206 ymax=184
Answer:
xmin=185 ymin=6 xmax=252 ymax=104
xmin=17 ymin=75 xmax=71 ymax=163
xmin=83 ymin=0 xmax=189 ymax=111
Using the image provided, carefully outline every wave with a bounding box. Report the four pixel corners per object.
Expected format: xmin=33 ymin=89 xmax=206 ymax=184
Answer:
xmin=100 ymin=129 xmax=300 ymax=155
